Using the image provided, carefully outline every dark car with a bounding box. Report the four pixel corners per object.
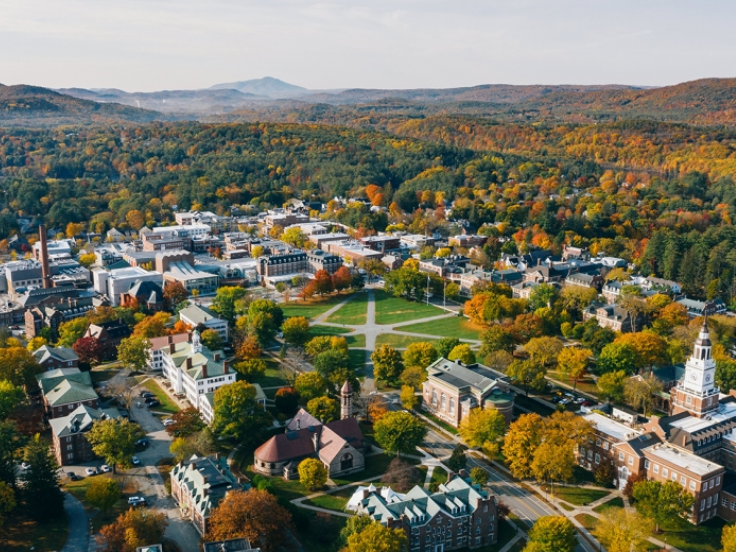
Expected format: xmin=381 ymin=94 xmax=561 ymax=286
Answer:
xmin=144 ymin=396 xmax=157 ymax=404
xmin=141 ymin=392 xmax=155 ymax=399
xmin=66 ymin=471 xmax=82 ymax=481
xmin=135 ymin=438 xmax=149 ymax=447
xmin=550 ymin=396 xmax=562 ymax=404
xmin=146 ymin=400 xmax=160 ymax=408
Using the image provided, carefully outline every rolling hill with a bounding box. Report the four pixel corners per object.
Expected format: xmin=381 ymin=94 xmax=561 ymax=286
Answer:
xmin=208 ymin=76 xmax=309 ymax=99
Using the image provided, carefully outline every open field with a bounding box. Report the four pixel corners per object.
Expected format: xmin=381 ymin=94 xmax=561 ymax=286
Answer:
xmin=374 ymin=290 xmax=443 ymax=325
xmin=309 ymin=325 xmax=353 ymax=336
xmin=346 ymin=334 xmax=366 ymax=347
xmin=396 ymin=316 xmax=484 ymax=341
xmin=375 ymin=333 xmax=439 ymax=348
xmin=282 ymin=295 xmax=353 ymax=320
xmin=543 ymin=485 xmax=609 ymax=505
xmin=325 ymin=293 xmax=368 ymax=325
xmin=348 ymin=349 xmax=367 ymax=371
xmin=331 ymin=453 xmax=421 ymax=486
xmin=593 ymin=497 xmax=624 ymax=514
xmin=140 ymin=379 xmax=180 ymax=414
xmin=251 ymin=358 xmax=290 ymax=387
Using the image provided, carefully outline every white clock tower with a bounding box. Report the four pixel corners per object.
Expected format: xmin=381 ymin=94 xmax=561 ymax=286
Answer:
xmin=672 ymin=320 xmax=720 ymax=417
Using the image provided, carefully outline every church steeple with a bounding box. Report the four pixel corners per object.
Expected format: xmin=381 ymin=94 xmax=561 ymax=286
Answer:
xmin=340 ymin=380 xmax=353 ymax=420
xmin=192 ymin=329 xmax=202 ymax=354
xmin=672 ymin=318 xmax=719 ymax=417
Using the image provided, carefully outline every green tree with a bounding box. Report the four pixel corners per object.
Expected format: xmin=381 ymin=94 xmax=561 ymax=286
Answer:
xmin=99 ymin=507 xmax=168 ymax=552
xmin=448 ymin=343 xmax=476 ymax=365
xmin=436 ymin=337 xmax=461 ymax=358
xmin=597 ymin=370 xmax=627 ymax=404
xmin=371 ymin=345 xmax=404 ymax=384
xmin=169 ymin=429 xmax=215 ymax=462
xmin=506 ymin=359 xmax=546 ymax=397
xmin=212 ymin=382 xmax=270 ymax=444
xmin=632 ymin=479 xmax=695 ymax=531
xmin=306 ymin=396 xmax=339 ymax=423
xmin=0 ymin=480 xmax=16 ymax=528
xmin=345 ymin=521 xmax=408 ymax=552
xmin=294 ymin=372 xmax=328 ymax=401
xmin=200 ymin=328 xmax=224 ymax=351
xmin=298 ymin=458 xmax=328 ymax=491
xmin=211 ymin=286 xmax=248 ymax=324
xmin=22 ymin=434 xmax=65 ymax=520
xmin=314 ymin=349 xmax=350 ymax=380
xmin=470 ymin=466 xmax=488 ymax=486
xmin=598 ymin=342 xmax=637 ymax=375
xmin=282 ymin=316 xmax=311 ymax=347
xmin=339 ymin=515 xmax=374 ymax=547
xmin=447 ymin=446 xmax=467 ymax=472
xmin=402 ymin=342 xmax=439 ymax=370
xmin=458 ymin=407 xmax=506 ymax=456
xmin=525 ymin=516 xmax=578 ymax=552
xmin=528 ymin=283 xmax=559 ymax=310
xmin=117 ymin=336 xmax=151 ymax=372
xmin=593 ymin=508 xmax=653 ymax=552
xmin=86 ymin=477 xmax=121 ymax=514
xmin=374 ymin=411 xmax=428 ymax=457
xmin=523 ymin=336 xmax=564 ymax=366
xmin=57 ymin=317 xmax=90 ymax=347
xmin=0 ymin=421 xmax=23 ymax=488
xmin=400 ymin=366 xmax=427 ymax=388
xmin=479 ymin=325 xmax=516 ymax=358
xmin=556 ymin=347 xmax=591 ymax=391
xmin=233 ymin=358 xmax=267 ymax=381
xmin=400 ymin=385 xmax=417 ymax=410
xmin=623 ymin=374 xmax=663 ymax=414
xmin=86 ymin=418 xmax=145 ymax=472
xmin=0 ymin=380 xmax=24 ymax=418
xmin=0 ymin=347 xmax=43 ymax=387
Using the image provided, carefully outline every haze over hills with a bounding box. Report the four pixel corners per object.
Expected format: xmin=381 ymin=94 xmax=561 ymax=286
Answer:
xmin=208 ymin=76 xmax=310 ymax=99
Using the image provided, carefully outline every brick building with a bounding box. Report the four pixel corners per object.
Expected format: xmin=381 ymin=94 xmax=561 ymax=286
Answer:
xmin=256 ymin=251 xmax=308 ymax=278
xmin=37 ymin=368 xmax=98 ymax=419
xmin=306 ymin=249 xmax=343 ymax=275
xmin=33 ymin=345 xmax=79 ymax=371
xmin=50 ymin=405 xmax=120 ymax=466
xmin=85 ymin=320 xmax=132 ymax=360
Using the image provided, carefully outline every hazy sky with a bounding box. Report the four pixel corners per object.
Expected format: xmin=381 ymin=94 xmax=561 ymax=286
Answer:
xmin=2 ymin=0 xmax=735 ymax=91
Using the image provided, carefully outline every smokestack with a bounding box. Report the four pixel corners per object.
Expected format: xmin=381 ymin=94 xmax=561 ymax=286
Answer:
xmin=39 ymin=225 xmax=51 ymax=289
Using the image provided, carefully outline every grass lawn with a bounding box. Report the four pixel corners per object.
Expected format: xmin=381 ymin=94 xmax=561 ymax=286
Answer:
xmin=3 ymin=508 xmax=69 ymax=552
xmin=420 ymin=410 xmax=459 ymax=435
xmin=64 ymin=474 xmax=131 ymax=531
xmin=593 ymin=497 xmax=624 ymax=514
xmin=544 ymin=485 xmax=609 ymax=505
xmin=309 ymin=325 xmax=353 ymax=336
xmin=140 ymin=379 xmax=180 ymax=414
xmin=304 ymin=485 xmax=357 ymax=511
xmin=429 ymin=466 xmax=448 ymax=492
xmin=282 ymin=294 xmax=354 ymax=320
xmin=348 ymin=349 xmax=366 ymax=372
xmin=292 ymin=510 xmax=347 ymax=552
xmin=547 ymin=371 xmax=599 ymax=397
xmin=241 ymin=464 xmax=314 ymax=501
xmin=475 ymin=518 xmax=518 ymax=552
xmin=374 ymin=290 xmax=443 ymax=325
xmin=559 ymin=501 xmax=575 ymax=511
xmin=396 ymin=316 xmax=483 ymax=341
xmin=346 ymin=334 xmax=366 ymax=348
xmin=326 ymin=293 xmax=368 ymax=325
xmin=331 ymin=453 xmax=420 ymax=486
xmin=251 ymin=359 xmax=290 ymax=387
xmin=659 ymin=517 xmax=726 ymax=552
xmin=574 ymin=513 xmax=598 ymax=531
xmin=375 ymin=332 xmax=439 ymax=348
xmin=90 ymin=363 xmax=122 ymax=383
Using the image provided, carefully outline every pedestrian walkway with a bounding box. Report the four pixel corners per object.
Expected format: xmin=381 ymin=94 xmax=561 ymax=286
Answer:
xmin=61 ymin=492 xmax=90 ymax=552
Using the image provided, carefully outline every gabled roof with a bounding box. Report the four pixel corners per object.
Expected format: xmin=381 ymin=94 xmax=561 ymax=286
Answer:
xmin=44 ymin=378 xmax=98 ymax=406
xmin=161 ymin=341 xmax=227 ymax=380
xmin=33 ymin=345 xmax=78 ymax=365
xmin=37 ymin=368 xmax=91 ymax=394
xmin=126 ymin=279 xmax=164 ymax=302
xmin=170 ymin=454 xmax=243 ymax=518
xmin=88 ymin=321 xmax=131 ymax=340
xmin=426 ymin=358 xmax=506 ymax=395
xmin=49 ymin=404 xmax=120 ymax=437
xmin=179 ymin=304 xmax=223 ymax=326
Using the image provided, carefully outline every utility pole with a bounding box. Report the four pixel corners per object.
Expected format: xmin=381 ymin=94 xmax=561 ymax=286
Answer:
xmin=443 ymin=279 xmax=446 ymax=311
xmin=426 ymin=274 xmax=430 ymax=306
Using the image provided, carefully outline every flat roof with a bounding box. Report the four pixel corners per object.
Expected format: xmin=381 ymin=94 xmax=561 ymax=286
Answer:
xmin=644 ymin=443 xmax=722 ymax=476
xmin=669 ymin=401 xmax=736 ymax=433
xmin=583 ymin=412 xmax=641 ymax=442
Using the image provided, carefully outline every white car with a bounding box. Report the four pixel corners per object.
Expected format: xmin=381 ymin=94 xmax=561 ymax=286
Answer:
xmin=85 ymin=467 xmax=98 ymax=476
xmin=100 ymin=464 xmax=111 ymax=473
xmin=127 ymin=496 xmax=146 ymax=506
xmin=20 ymin=462 xmax=30 ymax=470
xmin=131 ymin=456 xmax=141 ymax=466
xmin=162 ymin=418 xmax=175 ymax=427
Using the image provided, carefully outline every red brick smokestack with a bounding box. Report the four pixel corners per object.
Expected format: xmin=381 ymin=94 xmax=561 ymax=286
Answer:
xmin=39 ymin=224 xmax=51 ymax=289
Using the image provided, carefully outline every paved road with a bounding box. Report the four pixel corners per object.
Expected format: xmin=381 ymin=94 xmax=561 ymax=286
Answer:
xmin=61 ymin=492 xmax=90 ymax=552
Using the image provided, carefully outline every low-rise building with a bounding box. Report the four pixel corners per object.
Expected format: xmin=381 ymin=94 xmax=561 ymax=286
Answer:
xmin=354 ymin=477 xmax=498 ymax=551
xmin=583 ymin=303 xmax=636 ymax=333
xmin=675 ymin=298 xmax=728 ymax=319
xmin=85 ymin=320 xmax=132 ymax=360
xmin=147 ymin=333 xmax=191 ymax=371
xmin=50 ymin=405 xmax=120 ymax=466
xmin=119 ymin=279 xmax=165 ymax=312
xmin=179 ymin=305 xmax=229 ymax=341
xmin=358 ymin=235 xmax=401 ymax=253
xmin=93 ymin=266 xmax=163 ymax=306
xmin=256 ymin=251 xmax=308 ymax=278
xmin=565 ymin=272 xmax=603 ymax=291
xmin=163 ymin=261 xmax=219 ymax=296
xmin=170 ymin=454 xmax=246 ymax=536
xmin=306 ymin=250 xmax=342 ymax=275
xmin=422 ymin=358 xmax=513 ymax=427
xmin=309 ymin=232 xmax=351 ymax=248
xmin=37 ymin=368 xmax=98 ymax=419
xmin=33 ymin=345 xmax=79 ymax=371
xmin=325 ymin=240 xmax=383 ymax=263
xmin=449 ymin=234 xmax=487 ymax=248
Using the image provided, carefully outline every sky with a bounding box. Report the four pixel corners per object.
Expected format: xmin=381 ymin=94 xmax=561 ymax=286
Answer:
xmin=1 ymin=0 xmax=735 ymax=92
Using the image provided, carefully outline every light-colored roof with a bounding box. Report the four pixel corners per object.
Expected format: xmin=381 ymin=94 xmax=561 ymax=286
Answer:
xmin=161 ymin=341 xmax=227 ymax=381
xmin=287 ymin=407 xmax=321 ymax=431
xmin=346 ymin=485 xmax=405 ymax=511
xmin=179 ymin=304 xmax=223 ymax=326
xmin=643 ymin=443 xmax=723 ymax=477
xmin=49 ymin=405 xmax=120 ymax=437
xmin=669 ymin=400 xmax=736 ymax=433
xmin=44 ymin=378 xmax=98 ymax=406
xmin=426 ymin=358 xmax=505 ymax=395
xmin=583 ymin=412 xmax=641 ymax=442
xmin=166 ymin=261 xmax=218 ymax=282
xmin=33 ymin=345 xmax=78 ymax=365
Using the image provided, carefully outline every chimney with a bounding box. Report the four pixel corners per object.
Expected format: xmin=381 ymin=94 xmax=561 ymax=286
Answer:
xmin=170 ymin=342 xmax=176 ymax=354
xmin=223 ymin=360 xmax=229 ymax=374
xmin=185 ymin=357 xmax=192 ymax=369
xmin=39 ymin=224 xmax=51 ymax=289
xmin=214 ymin=352 xmax=221 ymax=362
xmin=296 ymin=419 xmax=301 ymax=430
xmin=202 ymin=362 xmax=208 ymax=379
xmin=168 ymin=335 xmax=173 ymax=346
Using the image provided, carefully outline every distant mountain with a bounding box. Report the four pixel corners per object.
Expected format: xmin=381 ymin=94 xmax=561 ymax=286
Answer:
xmin=58 ymin=87 xmax=269 ymax=114
xmin=0 ymin=85 xmax=161 ymax=125
xmin=208 ymin=77 xmax=309 ymax=99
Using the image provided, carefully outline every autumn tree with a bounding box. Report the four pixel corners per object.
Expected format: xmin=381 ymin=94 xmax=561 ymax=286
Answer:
xmin=400 ymin=385 xmax=417 ymax=410
xmin=557 ymin=346 xmax=592 ymax=391
xmin=86 ymin=477 xmax=121 ymax=515
xmin=307 ymin=396 xmax=339 ymax=423
xmin=164 ymin=407 xmax=206 ymax=438
xmin=313 ymin=269 xmax=335 ymax=295
xmin=632 ymin=479 xmax=695 ymax=531
xmin=448 ymin=343 xmax=476 ymax=365
xmin=400 ymin=365 xmax=427 ymax=388
xmin=371 ymin=344 xmax=404 ymax=384
xmin=163 ymin=281 xmax=189 ymax=310
xmin=86 ymin=418 xmax=145 ymax=473
xmin=344 ymin=521 xmax=408 ymax=552
xmin=99 ymin=507 xmax=168 ymax=552
xmin=403 ymin=342 xmax=439 ymax=371
xmin=132 ymin=312 xmax=170 ymax=338
xmin=458 ymin=408 xmax=506 ymax=456
xmin=597 ymin=370 xmax=627 ymax=404
xmin=282 ymin=316 xmax=311 ymax=347
xmin=506 ymin=359 xmax=546 ymax=397
xmin=593 ymin=508 xmax=653 ymax=552
xmin=0 ymin=347 xmax=43 ymax=387
xmin=374 ymin=411 xmax=427 ymax=457
xmin=57 ymin=317 xmax=90 ymax=347
xmin=237 ymin=335 xmax=262 ymax=360
xmin=624 ymin=374 xmax=663 ymax=414
xmin=470 ymin=466 xmax=488 ymax=486
xmin=614 ymin=332 xmax=669 ymax=370
xmin=332 ymin=266 xmax=353 ymax=293
xmin=274 ymin=387 xmax=300 ymax=417
xmin=525 ymin=516 xmax=578 ymax=552
xmin=436 ymin=337 xmax=461 ymax=358
xmin=206 ymin=489 xmax=293 ymax=552
xmin=298 ymin=458 xmax=328 ymax=491
xmin=117 ymin=336 xmax=151 ymax=372
xmin=169 ymin=429 xmax=215 ymax=462
xmin=72 ymin=336 xmax=105 ymax=367
xmin=306 ymin=335 xmax=349 ymax=357
xmin=199 ymin=328 xmax=223 ymax=351
xmin=722 ymin=523 xmax=736 ymax=552
xmin=295 ymin=372 xmax=328 ymax=401
xmin=523 ymin=336 xmax=564 ymax=366
xmin=212 ymin=381 xmax=270 ymax=445
xmin=0 ymin=381 xmax=24 ymax=419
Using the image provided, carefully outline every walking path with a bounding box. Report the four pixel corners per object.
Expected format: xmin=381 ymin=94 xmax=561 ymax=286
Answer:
xmin=61 ymin=492 xmax=91 ymax=552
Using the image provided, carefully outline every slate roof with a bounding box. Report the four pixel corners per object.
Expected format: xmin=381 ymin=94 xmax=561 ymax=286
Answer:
xmin=426 ymin=358 xmax=506 ymax=395
xmin=88 ymin=321 xmax=132 ymax=340
xmin=652 ymin=363 xmax=686 ymax=384
xmin=170 ymin=454 xmax=244 ymax=518
xmin=37 ymin=368 xmax=92 ymax=395
xmin=49 ymin=404 xmax=120 ymax=437
xmin=33 ymin=345 xmax=78 ymax=365
xmin=44 ymin=378 xmax=98 ymax=406
xmin=126 ymin=279 xmax=164 ymax=303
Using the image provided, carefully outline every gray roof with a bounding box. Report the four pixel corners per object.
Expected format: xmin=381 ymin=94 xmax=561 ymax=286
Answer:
xmin=36 ymin=368 xmax=92 ymax=394
xmin=170 ymin=455 xmax=244 ymax=518
xmin=33 ymin=345 xmax=78 ymax=365
xmin=179 ymin=304 xmax=223 ymax=326
xmin=426 ymin=358 xmax=506 ymax=395
xmin=49 ymin=404 xmax=120 ymax=437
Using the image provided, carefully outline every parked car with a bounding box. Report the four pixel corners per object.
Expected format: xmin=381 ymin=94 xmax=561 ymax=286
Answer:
xmin=144 ymin=395 xmax=157 ymax=403
xmin=575 ymin=397 xmax=586 ymax=404
xmin=85 ymin=467 xmax=98 ymax=476
xmin=135 ymin=438 xmax=149 ymax=447
xmin=100 ymin=464 xmax=111 ymax=473
xmin=581 ymin=400 xmax=594 ymax=407
xmin=131 ymin=456 xmax=141 ymax=466
xmin=162 ymin=419 xmax=175 ymax=427
xmin=66 ymin=471 xmax=82 ymax=481
xmin=146 ymin=400 xmax=160 ymax=408
xmin=550 ymin=396 xmax=562 ymax=404
xmin=127 ymin=496 xmax=146 ymax=506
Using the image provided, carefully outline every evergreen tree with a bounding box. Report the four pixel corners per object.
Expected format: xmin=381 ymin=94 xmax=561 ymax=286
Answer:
xmin=22 ymin=434 xmax=65 ymax=520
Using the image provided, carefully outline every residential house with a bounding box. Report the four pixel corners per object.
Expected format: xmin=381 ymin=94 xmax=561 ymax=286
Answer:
xmin=449 ymin=234 xmax=487 ymax=248
xmin=179 ymin=305 xmax=229 ymax=341
xmin=37 ymin=368 xmax=98 ymax=419
xmin=49 ymin=405 xmax=120 ymax=466
xmin=119 ymin=279 xmax=165 ymax=312
xmin=170 ymin=454 xmax=246 ymax=536
xmin=583 ymin=303 xmax=637 ymax=333
xmin=422 ymin=358 xmax=513 ymax=427
xmin=33 ymin=345 xmax=79 ymax=371
xmin=354 ymin=477 xmax=498 ymax=551
xmin=381 ymin=255 xmax=403 ymax=271
xmin=565 ymin=272 xmax=603 ymax=291
xmin=85 ymin=320 xmax=132 ymax=360
xmin=306 ymin=250 xmax=343 ymax=275
xmin=675 ymin=298 xmax=728 ymax=319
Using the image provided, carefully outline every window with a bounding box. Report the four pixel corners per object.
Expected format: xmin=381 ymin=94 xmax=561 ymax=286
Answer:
xmin=603 ymin=442 xmax=609 ymax=450
xmin=717 ymin=476 xmax=722 ymax=486
xmin=715 ymin=493 xmax=719 ymax=503
xmin=687 ymin=396 xmax=692 ymax=405
xmin=628 ymin=456 xmax=634 ymax=465
xmin=701 ymin=499 xmax=706 ymax=511
xmin=441 ymin=394 xmax=446 ymax=411
xmin=449 ymin=398 xmax=455 ymax=415
xmin=681 ymin=476 xmax=687 ymax=486
xmin=690 ymin=481 xmax=696 ymax=490
xmin=723 ymin=498 xmax=728 ymax=507
xmin=595 ymin=454 xmax=600 ymax=464
xmin=654 ymin=464 xmax=660 ymax=474
xmin=707 ymin=496 xmax=712 ymax=508
xmin=645 ymin=460 xmax=650 ymax=469
xmin=618 ymin=452 xmax=624 ymax=461
xmin=340 ymin=453 xmax=353 ymax=471
xmin=66 ymin=445 xmax=73 ymax=451
xmin=431 ymin=391 xmax=438 ymax=407
xmin=596 ymin=438 xmax=601 ymax=446
xmin=587 ymin=450 xmax=593 ymax=460
xmin=672 ymin=472 xmax=677 ymax=481
xmin=731 ymin=502 xmax=736 ymax=511
xmin=663 ymin=468 xmax=668 ymax=478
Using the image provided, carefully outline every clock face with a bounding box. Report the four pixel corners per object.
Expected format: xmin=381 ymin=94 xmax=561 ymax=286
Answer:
xmin=706 ymin=374 xmax=712 ymax=382
xmin=689 ymin=374 xmax=697 ymax=382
